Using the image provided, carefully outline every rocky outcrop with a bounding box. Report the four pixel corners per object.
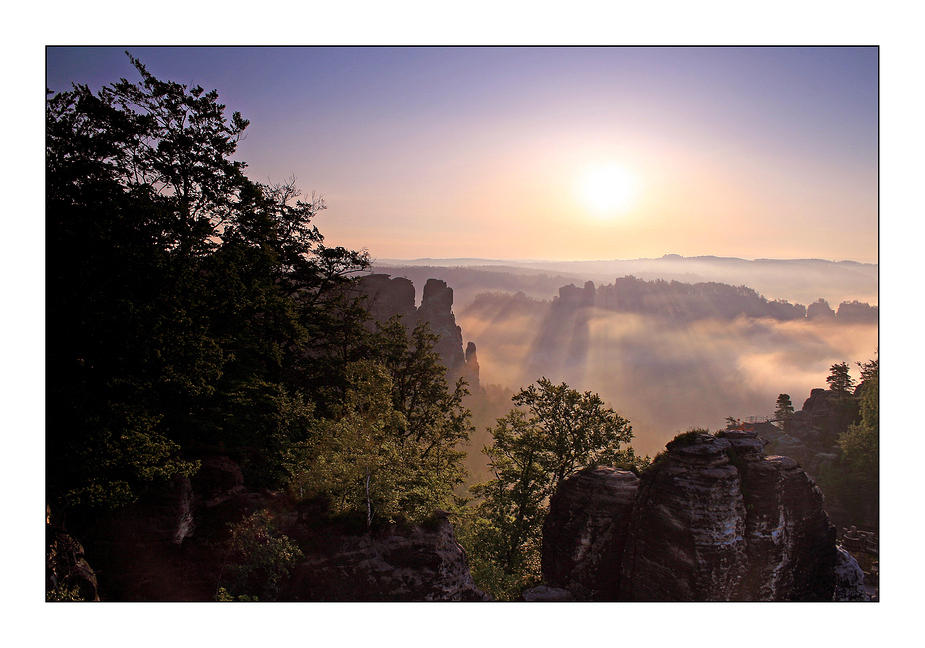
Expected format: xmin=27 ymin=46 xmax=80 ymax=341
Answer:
xmin=790 ymin=388 xmax=860 ymax=448
xmin=358 ymin=273 xmax=417 ymax=325
xmin=358 ymin=275 xmax=469 ymax=376
xmin=282 ymin=511 xmax=490 ymax=601
xmin=542 ymin=466 xmax=638 ymax=600
xmin=722 ymin=430 xmax=837 ymax=600
xmin=67 ymin=455 xmax=488 ymax=601
xmin=419 ymin=279 xmax=465 ymax=371
xmin=542 ymin=430 xmax=842 ymax=601
xmin=833 ymin=547 xmax=870 ymax=601
xmin=77 ymin=472 xmax=202 ymax=600
xmin=464 ymin=341 xmax=480 ymax=389
xmin=518 ymin=585 xmax=575 ymax=601
xmin=620 ymin=434 xmax=748 ymax=601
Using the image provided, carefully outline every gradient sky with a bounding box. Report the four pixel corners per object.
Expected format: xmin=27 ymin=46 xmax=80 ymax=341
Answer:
xmin=46 ymin=46 xmax=879 ymax=263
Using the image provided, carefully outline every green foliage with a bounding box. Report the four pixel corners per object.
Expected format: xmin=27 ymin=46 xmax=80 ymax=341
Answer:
xmin=838 ymin=353 xmax=878 ymax=481
xmin=667 ymin=428 xmax=711 ymax=449
xmin=47 ymin=54 xmax=371 ymax=510
xmin=464 ymin=378 xmax=639 ymax=599
xmin=215 ymin=510 xmax=303 ymax=601
xmin=284 ymin=347 xmax=472 ymax=526
xmin=46 ymin=585 xmax=85 ymax=602
xmin=213 ymin=587 xmax=258 ymax=602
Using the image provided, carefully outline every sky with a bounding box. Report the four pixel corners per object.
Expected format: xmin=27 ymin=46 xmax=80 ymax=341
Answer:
xmin=45 ymin=46 xmax=879 ymax=264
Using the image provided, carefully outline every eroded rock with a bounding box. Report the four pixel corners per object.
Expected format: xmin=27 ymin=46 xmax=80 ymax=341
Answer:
xmin=283 ymin=511 xmax=490 ymax=601
xmin=542 ymin=466 xmax=638 ymax=600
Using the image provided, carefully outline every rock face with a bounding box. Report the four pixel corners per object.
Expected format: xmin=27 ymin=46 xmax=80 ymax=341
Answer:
xmin=358 ymin=274 xmax=468 ymax=376
xmin=358 ymin=273 xmax=417 ymax=325
xmin=463 ymin=341 xmax=480 ymax=389
xmin=282 ymin=511 xmax=490 ymax=601
xmin=833 ymin=547 xmax=871 ymax=601
xmin=543 ymin=430 xmax=840 ymax=601
xmin=790 ymin=388 xmax=860 ymax=448
xmin=542 ymin=466 xmax=638 ymax=600
xmin=68 ymin=455 xmax=487 ymax=601
xmin=418 ymin=279 xmax=465 ymax=372
xmin=620 ymin=434 xmax=748 ymax=601
xmin=723 ymin=430 xmax=837 ymax=600
xmin=46 ymin=516 xmax=101 ymax=601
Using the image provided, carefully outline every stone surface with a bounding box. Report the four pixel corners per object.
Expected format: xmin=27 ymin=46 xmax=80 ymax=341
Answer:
xmin=46 ymin=524 xmax=100 ymax=601
xmin=418 ymin=279 xmax=465 ymax=371
xmin=282 ymin=511 xmax=490 ymax=601
xmin=726 ymin=434 xmax=838 ymax=601
xmin=464 ymin=341 xmax=480 ymax=388
xmin=833 ymin=547 xmax=871 ymax=601
xmin=543 ymin=431 xmax=841 ymax=601
xmin=357 ymin=275 xmax=468 ymax=375
xmin=620 ymin=434 xmax=748 ymax=601
xmin=358 ymin=273 xmax=417 ymax=325
xmin=542 ymin=466 xmax=638 ymax=600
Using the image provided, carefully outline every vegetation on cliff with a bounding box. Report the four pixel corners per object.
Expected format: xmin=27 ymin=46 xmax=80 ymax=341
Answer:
xmin=46 ymin=56 xmax=475 ymax=600
xmin=459 ymin=378 xmax=644 ymax=600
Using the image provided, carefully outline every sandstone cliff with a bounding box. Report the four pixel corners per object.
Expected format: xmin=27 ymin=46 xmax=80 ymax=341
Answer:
xmin=542 ymin=430 xmax=860 ymax=601
xmin=358 ymin=274 xmax=472 ymax=381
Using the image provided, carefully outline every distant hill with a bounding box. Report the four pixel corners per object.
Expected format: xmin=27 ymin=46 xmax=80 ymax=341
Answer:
xmin=373 ymin=254 xmax=878 ymax=310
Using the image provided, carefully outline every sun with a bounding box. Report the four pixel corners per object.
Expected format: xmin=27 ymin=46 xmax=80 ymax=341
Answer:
xmin=578 ymin=164 xmax=640 ymax=217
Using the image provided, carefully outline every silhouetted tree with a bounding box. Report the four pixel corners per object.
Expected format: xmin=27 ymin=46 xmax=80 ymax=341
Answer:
xmin=826 ymin=362 xmax=856 ymax=396
xmin=774 ymin=394 xmax=795 ymax=431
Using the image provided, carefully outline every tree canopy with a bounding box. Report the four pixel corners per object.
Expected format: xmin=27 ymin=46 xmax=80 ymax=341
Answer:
xmin=46 ymin=52 xmax=485 ymax=553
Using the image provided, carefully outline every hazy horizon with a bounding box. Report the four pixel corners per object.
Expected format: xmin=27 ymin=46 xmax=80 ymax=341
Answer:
xmin=46 ymin=47 xmax=879 ymax=265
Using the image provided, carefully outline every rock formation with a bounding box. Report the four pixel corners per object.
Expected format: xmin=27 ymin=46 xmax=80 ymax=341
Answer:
xmin=542 ymin=466 xmax=638 ymax=600
xmin=620 ymin=433 xmax=749 ymax=601
xmin=542 ymin=430 xmax=850 ymax=601
xmin=358 ymin=274 xmax=469 ymax=377
xmin=281 ymin=511 xmax=490 ymax=601
xmin=418 ymin=279 xmax=465 ymax=372
xmin=464 ymin=341 xmax=480 ymax=389
xmin=46 ymin=508 xmax=101 ymax=601
xmin=357 ymin=273 xmax=417 ymax=325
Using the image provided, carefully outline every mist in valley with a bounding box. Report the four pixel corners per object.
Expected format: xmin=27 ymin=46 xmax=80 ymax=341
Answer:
xmin=437 ymin=266 xmax=878 ymax=471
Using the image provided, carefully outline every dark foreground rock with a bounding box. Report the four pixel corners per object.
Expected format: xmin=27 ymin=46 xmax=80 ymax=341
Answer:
xmin=282 ymin=511 xmax=490 ymax=601
xmin=542 ymin=430 xmax=855 ymax=601
xmin=542 ymin=466 xmax=638 ymax=600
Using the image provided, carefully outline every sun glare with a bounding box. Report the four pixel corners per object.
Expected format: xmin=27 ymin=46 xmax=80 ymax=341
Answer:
xmin=579 ymin=164 xmax=640 ymax=217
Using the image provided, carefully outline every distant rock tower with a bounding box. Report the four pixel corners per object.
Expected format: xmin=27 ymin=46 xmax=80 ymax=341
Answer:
xmin=463 ymin=341 xmax=480 ymax=389
xmin=356 ymin=275 xmax=468 ymax=378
